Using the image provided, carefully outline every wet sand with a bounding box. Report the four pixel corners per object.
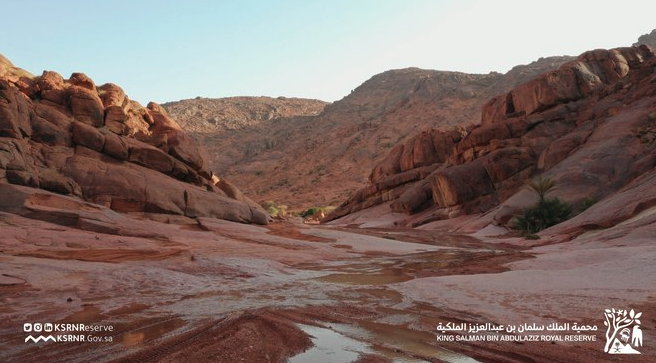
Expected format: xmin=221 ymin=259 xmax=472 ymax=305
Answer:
xmin=1 ymin=215 xmax=654 ymax=362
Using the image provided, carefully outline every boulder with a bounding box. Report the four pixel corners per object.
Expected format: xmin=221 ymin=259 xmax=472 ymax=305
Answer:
xmin=37 ymin=71 xmax=66 ymax=105
xmin=390 ymin=180 xmax=432 ymax=214
xmin=127 ymin=139 xmax=175 ymax=174
xmin=65 ymin=86 xmax=104 ymax=127
xmin=72 ymin=121 xmax=105 ymax=152
xmin=0 ymin=79 xmax=32 ymax=138
xmin=369 ymin=144 xmax=403 ymax=184
xmin=98 ymin=83 xmax=126 ymax=108
xmin=69 ymin=72 xmax=95 ymax=91
xmin=399 ymin=130 xmax=459 ymax=172
xmin=429 ymin=161 xmax=495 ymax=208
xmin=29 ymin=113 xmax=71 ymax=146
xmin=37 ymin=168 xmax=81 ymax=196
xmin=102 ymin=132 xmax=129 ymax=160
xmin=480 ymin=94 xmax=507 ymax=125
xmin=145 ymin=102 xmax=206 ymax=172
xmin=510 ymin=66 xmax=581 ymax=116
xmin=104 ymin=105 xmax=127 ymax=135
xmin=124 ymin=105 xmax=151 ymax=137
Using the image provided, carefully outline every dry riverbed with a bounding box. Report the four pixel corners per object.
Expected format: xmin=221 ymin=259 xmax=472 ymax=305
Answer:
xmin=1 ymin=213 xmax=654 ymax=363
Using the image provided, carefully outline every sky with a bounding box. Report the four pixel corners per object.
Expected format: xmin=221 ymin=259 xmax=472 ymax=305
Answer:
xmin=2 ymin=0 xmax=655 ymax=105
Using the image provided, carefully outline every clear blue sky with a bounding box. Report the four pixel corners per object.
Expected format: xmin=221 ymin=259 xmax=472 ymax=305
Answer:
xmin=2 ymin=0 xmax=655 ymax=104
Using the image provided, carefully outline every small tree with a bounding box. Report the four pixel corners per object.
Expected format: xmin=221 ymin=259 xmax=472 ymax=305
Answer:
xmin=514 ymin=176 xmax=572 ymax=235
xmin=526 ymin=175 xmax=557 ymax=201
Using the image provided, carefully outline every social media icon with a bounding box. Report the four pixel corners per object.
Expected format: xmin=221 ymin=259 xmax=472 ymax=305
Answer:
xmin=44 ymin=323 xmax=53 ymax=332
xmin=23 ymin=323 xmax=32 ymax=332
xmin=34 ymin=323 xmax=42 ymax=332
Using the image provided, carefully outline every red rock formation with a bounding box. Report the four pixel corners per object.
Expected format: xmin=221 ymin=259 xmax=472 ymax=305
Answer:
xmin=481 ymin=47 xmax=653 ymax=125
xmin=165 ymin=57 xmax=572 ymax=209
xmin=0 ymin=56 xmax=269 ymax=225
xmin=326 ymin=45 xmax=656 ymax=236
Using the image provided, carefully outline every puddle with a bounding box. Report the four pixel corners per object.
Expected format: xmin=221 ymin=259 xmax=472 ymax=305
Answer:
xmin=354 ymin=288 xmax=404 ymax=304
xmin=307 ymin=250 xmax=471 ymax=287
xmin=289 ymin=324 xmax=370 ymax=363
xmin=318 ymin=271 xmax=413 ymax=285
xmin=331 ymin=322 xmax=482 ymax=363
xmin=121 ymin=318 xmax=185 ymax=347
xmin=289 ymin=323 xmax=480 ymax=363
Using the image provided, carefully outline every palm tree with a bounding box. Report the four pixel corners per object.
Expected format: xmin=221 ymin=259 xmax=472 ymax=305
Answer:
xmin=526 ymin=176 xmax=557 ymax=202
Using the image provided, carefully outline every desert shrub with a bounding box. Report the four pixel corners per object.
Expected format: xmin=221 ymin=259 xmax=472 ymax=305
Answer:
xmin=515 ymin=197 xmax=572 ymax=234
xmin=300 ymin=206 xmax=336 ymax=218
xmin=261 ymin=201 xmax=287 ymax=217
xmin=514 ymin=176 xmax=573 ymax=235
xmin=301 ymin=207 xmax=322 ymax=218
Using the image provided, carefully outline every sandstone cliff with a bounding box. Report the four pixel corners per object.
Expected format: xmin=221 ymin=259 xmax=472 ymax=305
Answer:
xmin=0 ymin=55 xmax=269 ymax=228
xmin=326 ymin=45 xmax=656 ymax=241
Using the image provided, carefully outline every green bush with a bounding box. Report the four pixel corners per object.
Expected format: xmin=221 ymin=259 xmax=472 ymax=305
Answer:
xmin=515 ymin=197 xmax=573 ymax=234
xmin=514 ymin=176 xmax=574 ymax=235
xmin=261 ymin=201 xmax=287 ymax=217
xmin=301 ymin=207 xmax=322 ymax=218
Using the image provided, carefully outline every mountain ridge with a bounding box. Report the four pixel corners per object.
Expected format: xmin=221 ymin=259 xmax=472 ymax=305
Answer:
xmin=165 ymin=56 xmax=574 ymax=209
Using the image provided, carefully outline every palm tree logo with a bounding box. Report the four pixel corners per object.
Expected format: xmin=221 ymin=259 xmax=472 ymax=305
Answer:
xmin=604 ymin=308 xmax=642 ymax=354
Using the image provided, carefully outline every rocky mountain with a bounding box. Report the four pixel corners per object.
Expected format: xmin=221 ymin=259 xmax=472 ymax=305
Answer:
xmin=326 ymin=45 xmax=656 ymax=241
xmin=163 ymin=96 xmax=327 ymax=133
xmin=0 ymin=55 xmax=269 ymax=230
xmin=635 ymin=29 xmax=656 ymax=49
xmin=166 ymin=56 xmax=573 ymax=209
xmin=162 ymin=97 xmax=327 ymax=175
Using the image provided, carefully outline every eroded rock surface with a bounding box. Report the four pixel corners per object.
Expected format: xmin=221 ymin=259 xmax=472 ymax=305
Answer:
xmin=0 ymin=56 xmax=268 ymax=225
xmin=327 ymin=45 xmax=656 ymax=239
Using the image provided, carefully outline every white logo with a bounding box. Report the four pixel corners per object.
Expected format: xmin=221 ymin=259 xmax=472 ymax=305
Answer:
xmin=25 ymin=335 xmax=56 ymax=343
xmin=604 ymin=308 xmax=643 ymax=354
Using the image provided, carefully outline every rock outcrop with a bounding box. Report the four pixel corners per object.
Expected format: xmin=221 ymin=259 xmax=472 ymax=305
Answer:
xmin=635 ymin=29 xmax=656 ymax=50
xmin=0 ymin=55 xmax=269 ymax=225
xmin=326 ymin=45 xmax=656 ymax=239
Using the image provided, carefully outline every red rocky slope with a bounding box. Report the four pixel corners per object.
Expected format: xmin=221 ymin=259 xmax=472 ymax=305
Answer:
xmin=162 ymin=96 xmax=327 ymax=176
xmin=0 ymin=55 xmax=269 ymax=227
xmin=326 ymin=44 xmax=656 ymax=240
xmin=166 ymin=57 xmax=572 ymax=209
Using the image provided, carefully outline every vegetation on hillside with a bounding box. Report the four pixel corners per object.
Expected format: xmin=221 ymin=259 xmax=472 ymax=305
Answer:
xmin=514 ymin=177 xmax=573 ymax=235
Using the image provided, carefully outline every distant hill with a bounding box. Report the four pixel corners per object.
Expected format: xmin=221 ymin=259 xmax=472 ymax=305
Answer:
xmin=162 ymin=97 xmax=327 ymax=175
xmin=635 ymin=29 xmax=656 ymax=49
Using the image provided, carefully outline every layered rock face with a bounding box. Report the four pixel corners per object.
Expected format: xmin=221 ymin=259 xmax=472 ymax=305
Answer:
xmin=0 ymin=56 xmax=269 ymax=225
xmin=326 ymin=45 xmax=656 ymax=237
